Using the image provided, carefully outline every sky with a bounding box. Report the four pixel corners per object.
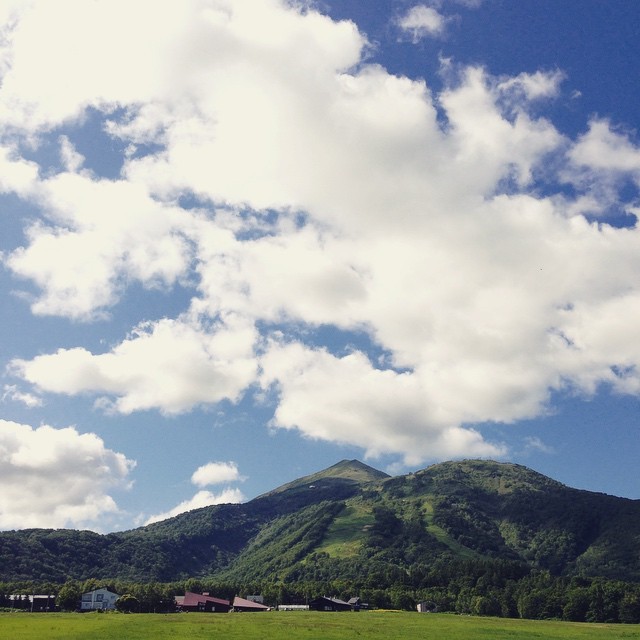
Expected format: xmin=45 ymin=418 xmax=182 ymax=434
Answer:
xmin=1 ymin=0 xmax=640 ymax=533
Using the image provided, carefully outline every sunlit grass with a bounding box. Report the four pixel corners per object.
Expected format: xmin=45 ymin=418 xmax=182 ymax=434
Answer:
xmin=3 ymin=610 xmax=640 ymax=640
xmin=316 ymin=502 xmax=373 ymax=557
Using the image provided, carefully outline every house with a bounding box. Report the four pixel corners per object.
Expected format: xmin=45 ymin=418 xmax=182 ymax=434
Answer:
xmin=308 ymin=596 xmax=353 ymax=612
xmin=348 ymin=597 xmax=369 ymax=611
xmin=175 ymin=591 xmax=231 ymax=613
xmin=80 ymin=588 xmax=119 ymax=611
xmin=417 ymin=600 xmax=438 ymax=613
xmin=31 ymin=595 xmax=57 ymax=612
xmin=245 ymin=595 xmax=264 ymax=604
xmin=232 ymin=596 xmax=270 ymax=612
xmin=7 ymin=594 xmax=57 ymax=612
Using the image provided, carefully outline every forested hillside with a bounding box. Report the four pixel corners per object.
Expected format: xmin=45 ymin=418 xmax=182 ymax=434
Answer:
xmin=2 ymin=458 xmax=640 ymax=622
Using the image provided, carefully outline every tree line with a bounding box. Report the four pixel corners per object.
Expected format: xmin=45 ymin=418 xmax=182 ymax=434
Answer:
xmin=2 ymin=559 xmax=640 ymax=623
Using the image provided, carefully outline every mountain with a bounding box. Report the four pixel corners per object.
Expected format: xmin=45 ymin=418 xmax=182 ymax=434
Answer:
xmin=1 ymin=459 xmax=640 ymax=584
xmin=260 ymin=459 xmax=390 ymax=495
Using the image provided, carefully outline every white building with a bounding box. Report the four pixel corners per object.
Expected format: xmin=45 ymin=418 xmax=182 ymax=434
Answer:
xmin=80 ymin=588 xmax=119 ymax=611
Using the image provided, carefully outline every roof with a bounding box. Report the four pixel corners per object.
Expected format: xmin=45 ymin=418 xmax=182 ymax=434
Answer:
xmin=310 ymin=596 xmax=352 ymax=607
xmin=324 ymin=596 xmax=351 ymax=606
xmin=82 ymin=588 xmax=119 ymax=597
xmin=182 ymin=592 xmax=230 ymax=607
xmin=233 ymin=596 xmax=269 ymax=610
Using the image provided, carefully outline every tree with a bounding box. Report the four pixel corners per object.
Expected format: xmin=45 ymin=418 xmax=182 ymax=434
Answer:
xmin=619 ymin=591 xmax=640 ymax=624
xmin=563 ymin=587 xmax=590 ymax=622
xmin=57 ymin=581 xmax=81 ymax=612
xmin=115 ymin=594 xmax=139 ymax=613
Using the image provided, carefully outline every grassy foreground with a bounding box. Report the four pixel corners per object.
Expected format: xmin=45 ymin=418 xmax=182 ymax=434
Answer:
xmin=2 ymin=611 xmax=640 ymax=640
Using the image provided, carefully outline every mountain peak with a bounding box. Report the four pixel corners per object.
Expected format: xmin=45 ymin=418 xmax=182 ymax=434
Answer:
xmin=323 ymin=459 xmax=390 ymax=481
xmin=266 ymin=459 xmax=389 ymax=496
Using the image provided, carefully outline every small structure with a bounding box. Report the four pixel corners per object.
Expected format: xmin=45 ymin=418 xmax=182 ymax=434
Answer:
xmin=278 ymin=604 xmax=309 ymax=611
xmin=7 ymin=595 xmax=57 ymax=612
xmin=245 ymin=595 xmax=264 ymax=604
xmin=348 ymin=597 xmax=368 ymax=611
xmin=31 ymin=595 xmax=57 ymax=612
xmin=80 ymin=588 xmax=119 ymax=611
xmin=175 ymin=591 xmax=231 ymax=613
xmin=233 ymin=596 xmax=270 ymax=612
xmin=417 ymin=600 xmax=438 ymax=613
xmin=309 ymin=596 xmax=353 ymax=612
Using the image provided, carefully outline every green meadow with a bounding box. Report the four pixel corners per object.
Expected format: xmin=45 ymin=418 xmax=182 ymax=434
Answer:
xmin=2 ymin=611 xmax=640 ymax=640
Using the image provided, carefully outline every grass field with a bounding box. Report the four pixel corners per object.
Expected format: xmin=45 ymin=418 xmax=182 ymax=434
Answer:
xmin=2 ymin=611 xmax=640 ymax=640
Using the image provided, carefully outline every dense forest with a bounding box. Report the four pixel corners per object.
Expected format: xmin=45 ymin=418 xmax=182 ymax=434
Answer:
xmin=2 ymin=459 xmax=640 ymax=622
xmin=3 ymin=561 xmax=640 ymax=622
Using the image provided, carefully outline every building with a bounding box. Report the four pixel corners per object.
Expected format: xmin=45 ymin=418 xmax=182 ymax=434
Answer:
xmin=31 ymin=595 xmax=57 ymax=612
xmin=232 ymin=596 xmax=270 ymax=612
xmin=7 ymin=594 xmax=56 ymax=612
xmin=175 ymin=591 xmax=231 ymax=613
xmin=278 ymin=604 xmax=309 ymax=611
xmin=308 ymin=596 xmax=353 ymax=612
xmin=417 ymin=601 xmax=438 ymax=613
xmin=80 ymin=588 xmax=119 ymax=611
xmin=245 ymin=595 xmax=264 ymax=604
xmin=348 ymin=597 xmax=369 ymax=611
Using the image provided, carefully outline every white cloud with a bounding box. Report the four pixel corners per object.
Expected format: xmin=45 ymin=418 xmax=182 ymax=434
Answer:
xmin=0 ymin=419 xmax=134 ymax=530
xmin=145 ymin=459 xmax=246 ymax=524
xmin=0 ymin=143 xmax=39 ymax=196
xmin=3 ymin=0 xmax=640 ymax=472
xmin=0 ymin=0 xmax=201 ymax=131
xmin=568 ymin=119 xmax=640 ymax=177
xmin=144 ymin=488 xmax=245 ymax=525
xmin=439 ymin=67 xmax=562 ymax=190
xmin=58 ymin=135 xmax=85 ymax=172
xmin=4 ymin=172 xmax=194 ymax=320
xmin=261 ymin=342 xmax=507 ymax=465
xmin=2 ymin=384 xmax=42 ymax=407
xmin=523 ymin=436 xmax=555 ymax=455
xmin=191 ymin=461 xmax=245 ymax=487
xmin=397 ymin=5 xmax=449 ymax=41
xmin=10 ymin=315 xmax=258 ymax=414
xmin=498 ymin=70 xmax=565 ymax=102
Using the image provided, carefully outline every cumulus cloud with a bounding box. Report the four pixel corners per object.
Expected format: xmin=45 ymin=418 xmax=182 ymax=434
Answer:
xmin=2 ymin=384 xmax=42 ymax=407
xmin=3 ymin=0 xmax=640 ymax=471
xmin=498 ymin=69 xmax=565 ymax=102
xmin=145 ymin=460 xmax=246 ymax=525
xmin=4 ymin=172 xmax=194 ymax=320
xmin=568 ymin=119 xmax=640 ymax=178
xmin=191 ymin=460 xmax=245 ymax=487
xmin=397 ymin=5 xmax=449 ymax=41
xmin=10 ymin=315 xmax=258 ymax=414
xmin=0 ymin=420 xmax=134 ymax=530
xmin=261 ymin=342 xmax=506 ymax=465
xmin=144 ymin=488 xmax=245 ymax=526
xmin=0 ymin=143 xmax=39 ymax=195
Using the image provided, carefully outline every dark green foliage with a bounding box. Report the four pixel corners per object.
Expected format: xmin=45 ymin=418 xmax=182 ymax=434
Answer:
xmin=216 ymin=501 xmax=345 ymax=582
xmin=115 ymin=593 xmax=139 ymax=613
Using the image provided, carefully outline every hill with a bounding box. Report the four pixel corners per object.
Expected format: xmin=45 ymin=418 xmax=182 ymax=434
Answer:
xmin=260 ymin=459 xmax=389 ymax=495
xmin=1 ymin=459 xmax=639 ymax=585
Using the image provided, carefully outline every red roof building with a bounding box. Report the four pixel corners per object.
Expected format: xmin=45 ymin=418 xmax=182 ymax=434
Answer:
xmin=176 ymin=592 xmax=231 ymax=613
xmin=232 ymin=596 xmax=270 ymax=612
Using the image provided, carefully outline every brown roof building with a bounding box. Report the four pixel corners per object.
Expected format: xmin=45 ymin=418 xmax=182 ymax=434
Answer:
xmin=175 ymin=592 xmax=231 ymax=613
xmin=232 ymin=596 xmax=270 ymax=612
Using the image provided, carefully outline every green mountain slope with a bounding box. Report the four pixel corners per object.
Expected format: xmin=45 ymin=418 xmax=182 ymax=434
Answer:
xmin=260 ymin=459 xmax=389 ymax=496
xmin=1 ymin=459 xmax=639 ymax=584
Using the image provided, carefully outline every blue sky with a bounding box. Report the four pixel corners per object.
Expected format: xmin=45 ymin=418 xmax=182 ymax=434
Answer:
xmin=1 ymin=0 xmax=640 ymax=532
